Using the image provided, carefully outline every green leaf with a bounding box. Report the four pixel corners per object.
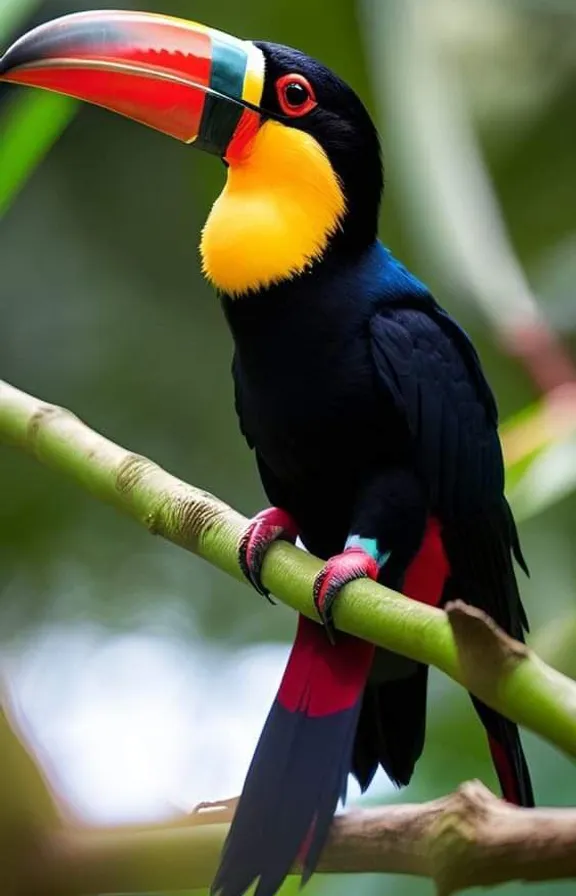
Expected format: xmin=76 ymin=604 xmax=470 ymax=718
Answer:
xmin=502 ymin=398 xmax=576 ymax=513
xmin=508 ymin=433 xmax=576 ymax=522
xmin=0 ymin=89 xmax=77 ymax=217
xmin=0 ymin=1 xmax=77 ymax=215
xmin=502 ymin=401 xmax=546 ymax=493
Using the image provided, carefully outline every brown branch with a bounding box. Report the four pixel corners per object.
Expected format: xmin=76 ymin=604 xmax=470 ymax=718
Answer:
xmin=15 ymin=782 xmax=575 ymax=896
xmin=445 ymin=599 xmax=528 ymax=693
xmin=1 ymin=686 xmax=573 ymax=896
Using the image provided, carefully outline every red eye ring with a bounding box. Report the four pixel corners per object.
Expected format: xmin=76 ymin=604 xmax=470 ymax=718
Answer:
xmin=275 ymin=73 xmax=317 ymax=118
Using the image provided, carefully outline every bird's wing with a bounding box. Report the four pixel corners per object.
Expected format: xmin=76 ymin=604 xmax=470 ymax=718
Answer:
xmin=369 ymin=302 xmax=528 ymax=638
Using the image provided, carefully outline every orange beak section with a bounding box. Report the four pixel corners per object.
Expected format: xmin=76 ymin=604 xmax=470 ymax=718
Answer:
xmin=0 ymin=10 xmax=265 ymax=153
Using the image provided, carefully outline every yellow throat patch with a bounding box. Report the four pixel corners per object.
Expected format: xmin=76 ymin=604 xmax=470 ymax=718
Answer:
xmin=200 ymin=120 xmax=346 ymax=296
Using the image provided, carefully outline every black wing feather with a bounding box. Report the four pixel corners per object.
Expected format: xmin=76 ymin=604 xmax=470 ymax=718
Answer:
xmin=369 ymin=304 xmax=527 ymax=637
xmin=369 ymin=302 xmax=533 ymax=807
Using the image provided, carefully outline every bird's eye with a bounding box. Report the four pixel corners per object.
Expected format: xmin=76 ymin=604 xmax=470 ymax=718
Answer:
xmin=276 ymin=73 xmax=317 ymax=117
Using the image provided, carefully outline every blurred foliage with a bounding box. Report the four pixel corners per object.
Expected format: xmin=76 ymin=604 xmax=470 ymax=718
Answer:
xmin=0 ymin=90 xmax=76 ymax=215
xmin=0 ymin=1 xmax=575 ymax=895
xmin=0 ymin=0 xmax=42 ymax=42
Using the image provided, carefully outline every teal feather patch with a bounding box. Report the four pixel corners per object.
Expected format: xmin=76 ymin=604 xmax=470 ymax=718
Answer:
xmin=345 ymin=535 xmax=390 ymax=568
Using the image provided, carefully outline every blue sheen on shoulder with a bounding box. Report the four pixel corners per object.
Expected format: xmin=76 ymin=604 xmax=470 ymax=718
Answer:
xmin=371 ymin=241 xmax=431 ymax=302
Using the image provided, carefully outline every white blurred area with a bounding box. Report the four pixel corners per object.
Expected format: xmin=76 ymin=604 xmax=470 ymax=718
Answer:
xmin=3 ymin=628 xmax=387 ymax=826
xmin=5 ymin=627 xmax=290 ymax=823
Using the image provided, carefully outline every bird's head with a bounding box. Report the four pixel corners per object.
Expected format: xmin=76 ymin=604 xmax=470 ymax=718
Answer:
xmin=0 ymin=11 xmax=383 ymax=296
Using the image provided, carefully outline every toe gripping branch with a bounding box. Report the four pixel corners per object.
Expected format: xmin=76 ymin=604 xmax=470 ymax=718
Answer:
xmin=313 ymin=549 xmax=379 ymax=644
xmin=238 ymin=507 xmax=299 ymax=601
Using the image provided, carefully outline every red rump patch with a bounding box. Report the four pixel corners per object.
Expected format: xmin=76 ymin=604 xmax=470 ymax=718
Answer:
xmin=403 ymin=517 xmax=450 ymax=607
xmin=277 ymin=615 xmax=374 ymax=717
xmin=277 ymin=519 xmax=448 ymax=719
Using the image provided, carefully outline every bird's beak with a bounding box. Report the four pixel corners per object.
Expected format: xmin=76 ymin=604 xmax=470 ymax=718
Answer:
xmin=0 ymin=10 xmax=266 ymax=160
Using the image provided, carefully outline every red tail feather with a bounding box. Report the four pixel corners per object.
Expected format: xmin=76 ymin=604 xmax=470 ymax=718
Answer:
xmin=212 ymin=617 xmax=374 ymax=896
xmin=277 ymin=614 xmax=374 ymax=715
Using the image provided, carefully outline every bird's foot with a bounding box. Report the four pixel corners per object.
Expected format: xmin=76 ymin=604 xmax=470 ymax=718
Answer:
xmin=313 ymin=549 xmax=379 ymax=644
xmin=238 ymin=507 xmax=299 ymax=601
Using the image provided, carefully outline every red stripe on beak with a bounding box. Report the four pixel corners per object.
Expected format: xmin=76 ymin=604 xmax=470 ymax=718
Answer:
xmin=9 ymin=62 xmax=209 ymax=142
xmin=0 ymin=11 xmax=263 ymax=148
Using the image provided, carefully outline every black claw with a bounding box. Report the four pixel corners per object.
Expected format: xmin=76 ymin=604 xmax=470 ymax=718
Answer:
xmin=237 ymin=509 xmax=299 ymax=602
xmin=312 ymin=575 xmax=337 ymax=644
xmin=321 ymin=613 xmax=337 ymax=646
xmin=238 ymin=527 xmax=276 ymax=602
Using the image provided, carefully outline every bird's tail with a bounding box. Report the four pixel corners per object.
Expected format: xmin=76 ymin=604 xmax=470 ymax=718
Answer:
xmin=351 ymin=517 xmax=448 ymax=792
xmin=211 ymin=614 xmax=374 ymax=896
xmin=471 ymin=696 xmax=534 ymax=807
xmin=352 ymin=660 xmax=428 ymax=791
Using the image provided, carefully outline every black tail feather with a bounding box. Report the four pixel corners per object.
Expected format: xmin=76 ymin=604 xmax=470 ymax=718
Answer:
xmin=471 ymin=696 xmax=534 ymax=807
xmin=212 ymin=698 xmax=362 ymax=896
xmin=352 ymin=657 xmax=428 ymax=791
xmin=300 ymin=706 xmax=359 ymax=883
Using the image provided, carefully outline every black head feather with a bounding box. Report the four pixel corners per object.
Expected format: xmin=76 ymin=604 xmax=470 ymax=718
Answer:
xmin=255 ymin=42 xmax=383 ymax=253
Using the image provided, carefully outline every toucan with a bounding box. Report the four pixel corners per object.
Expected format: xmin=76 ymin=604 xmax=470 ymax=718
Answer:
xmin=0 ymin=11 xmax=534 ymax=896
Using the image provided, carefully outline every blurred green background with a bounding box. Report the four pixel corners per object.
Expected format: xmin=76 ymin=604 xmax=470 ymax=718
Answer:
xmin=1 ymin=0 xmax=576 ymax=893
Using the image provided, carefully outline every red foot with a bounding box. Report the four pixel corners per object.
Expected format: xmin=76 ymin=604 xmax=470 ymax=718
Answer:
xmin=313 ymin=549 xmax=379 ymax=643
xmin=238 ymin=507 xmax=299 ymax=601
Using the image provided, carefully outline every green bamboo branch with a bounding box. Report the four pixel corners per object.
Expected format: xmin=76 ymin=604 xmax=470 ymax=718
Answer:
xmin=1 ymin=378 xmax=576 ymax=762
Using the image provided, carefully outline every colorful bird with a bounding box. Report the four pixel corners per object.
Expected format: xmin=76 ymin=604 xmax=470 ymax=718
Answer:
xmin=0 ymin=11 xmax=534 ymax=896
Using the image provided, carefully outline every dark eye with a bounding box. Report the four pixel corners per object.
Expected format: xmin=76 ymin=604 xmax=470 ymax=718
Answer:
xmin=276 ymin=73 xmax=317 ymax=117
xmin=285 ymin=82 xmax=308 ymax=107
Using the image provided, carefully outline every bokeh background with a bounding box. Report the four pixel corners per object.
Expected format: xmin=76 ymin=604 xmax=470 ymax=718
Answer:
xmin=1 ymin=0 xmax=576 ymax=893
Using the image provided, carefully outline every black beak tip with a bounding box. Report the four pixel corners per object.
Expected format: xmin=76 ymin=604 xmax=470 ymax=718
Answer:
xmin=0 ymin=40 xmax=36 ymax=78
xmin=0 ymin=16 xmax=131 ymax=81
xmin=0 ymin=51 xmax=11 ymax=76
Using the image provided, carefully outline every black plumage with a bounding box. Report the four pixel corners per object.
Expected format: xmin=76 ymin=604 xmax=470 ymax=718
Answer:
xmin=215 ymin=43 xmax=533 ymax=896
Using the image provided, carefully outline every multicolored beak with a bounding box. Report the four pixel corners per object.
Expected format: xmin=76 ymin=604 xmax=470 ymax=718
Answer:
xmin=0 ymin=10 xmax=266 ymax=157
